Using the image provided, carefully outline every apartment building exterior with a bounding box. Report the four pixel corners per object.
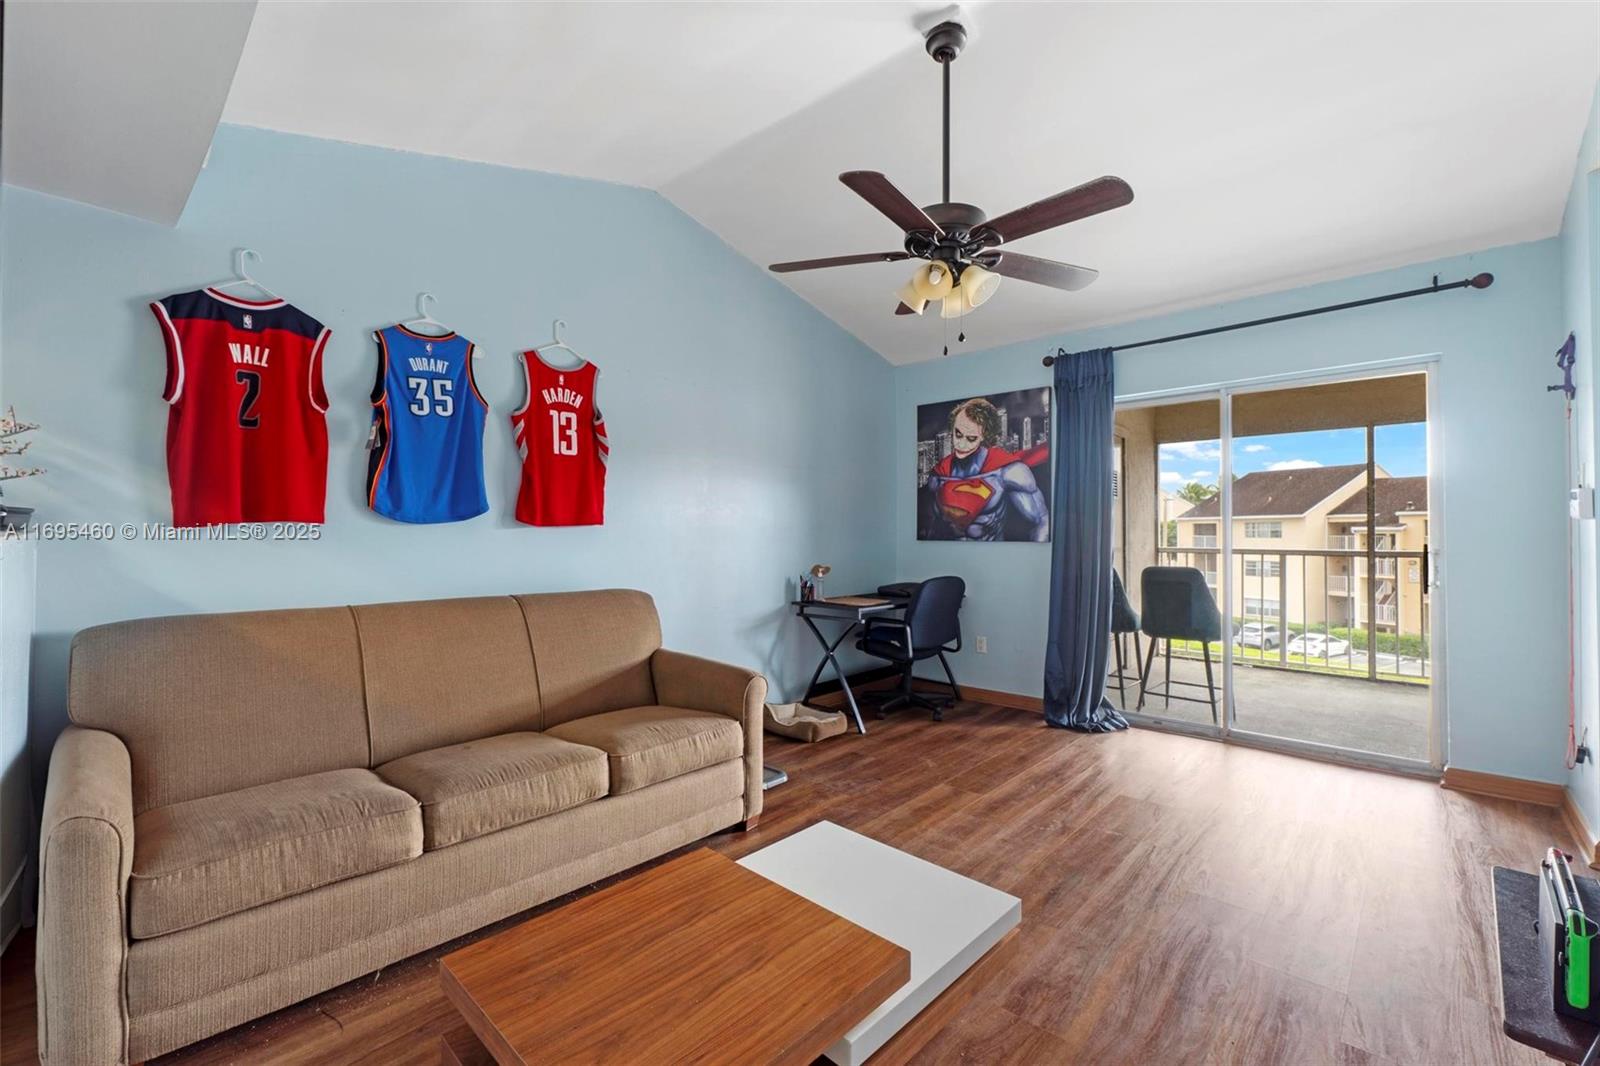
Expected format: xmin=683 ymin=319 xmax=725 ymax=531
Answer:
xmin=1325 ymin=476 xmax=1428 ymax=634
xmin=1173 ymin=464 xmax=1427 ymax=634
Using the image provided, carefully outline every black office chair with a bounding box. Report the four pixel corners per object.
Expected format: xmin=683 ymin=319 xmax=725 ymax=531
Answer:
xmin=1137 ymin=566 xmax=1222 ymax=723
xmin=1108 ymin=570 xmax=1143 ymax=707
xmin=856 ymin=576 xmax=965 ymax=721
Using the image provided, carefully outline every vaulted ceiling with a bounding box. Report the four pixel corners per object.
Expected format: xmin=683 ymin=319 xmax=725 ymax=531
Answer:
xmin=5 ymin=2 xmax=1597 ymax=364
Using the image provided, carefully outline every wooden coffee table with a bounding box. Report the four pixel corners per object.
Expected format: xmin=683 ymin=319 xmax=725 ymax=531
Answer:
xmin=439 ymin=848 xmax=911 ymax=1065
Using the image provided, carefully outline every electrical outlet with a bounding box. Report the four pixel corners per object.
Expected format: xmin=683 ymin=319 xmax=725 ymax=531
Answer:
xmin=975 ymin=636 xmax=988 ymax=653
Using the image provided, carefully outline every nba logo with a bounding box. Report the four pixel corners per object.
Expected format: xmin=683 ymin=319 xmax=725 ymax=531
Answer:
xmin=243 ymin=314 xmax=254 ymax=329
xmin=426 ymin=342 xmax=433 ymax=354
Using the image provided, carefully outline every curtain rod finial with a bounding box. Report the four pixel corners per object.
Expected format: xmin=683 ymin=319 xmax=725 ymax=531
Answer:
xmin=1469 ymin=272 xmax=1494 ymax=289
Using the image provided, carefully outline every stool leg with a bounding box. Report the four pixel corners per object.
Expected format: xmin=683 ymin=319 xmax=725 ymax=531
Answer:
xmin=1133 ymin=632 xmax=1144 ymax=705
xmin=1163 ymin=639 xmax=1173 ymax=709
xmin=1113 ymin=633 xmax=1126 ymax=705
xmin=1202 ymin=642 xmax=1218 ymax=725
xmin=1137 ymin=634 xmax=1157 ymax=711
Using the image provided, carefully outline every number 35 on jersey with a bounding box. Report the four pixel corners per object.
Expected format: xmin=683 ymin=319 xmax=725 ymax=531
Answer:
xmin=510 ymin=350 xmax=609 ymax=526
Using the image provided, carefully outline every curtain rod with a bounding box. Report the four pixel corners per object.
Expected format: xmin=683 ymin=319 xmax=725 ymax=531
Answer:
xmin=1040 ymin=272 xmax=1494 ymax=367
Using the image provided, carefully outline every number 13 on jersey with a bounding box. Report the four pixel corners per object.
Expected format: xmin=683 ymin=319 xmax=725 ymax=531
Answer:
xmin=511 ymin=349 xmax=609 ymax=526
xmin=549 ymin=409 xmax=578 ymax=455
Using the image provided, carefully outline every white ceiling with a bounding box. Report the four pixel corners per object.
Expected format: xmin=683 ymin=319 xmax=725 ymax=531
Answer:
xmin=1 ymin=0 xmax=257 ymax=225
xmin=222 ymin=1 xmax=958 ymax=191
xmin=5 ymin=2 xmax=1597 ymax=364
xmin=661 ymin=1 xmax=1600 ymax=363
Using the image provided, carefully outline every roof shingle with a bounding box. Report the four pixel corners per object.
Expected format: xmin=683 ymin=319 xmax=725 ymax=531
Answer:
xmin=1182 ymin=464 xmax=1369 ymax=519
xmin=1329 ymin=476 xmax=1428 ymax=527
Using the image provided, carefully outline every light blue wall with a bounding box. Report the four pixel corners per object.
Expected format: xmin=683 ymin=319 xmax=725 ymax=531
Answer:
xmin=0 ymin=125 xmax=895 ymax=778
xmin=1563 ymin=79 xmax=1600 ymax=825
xmin=893 ymin=239 xmax=1571 ymax=783
xmin=1 ymin=122 xmax=1584 ymax=793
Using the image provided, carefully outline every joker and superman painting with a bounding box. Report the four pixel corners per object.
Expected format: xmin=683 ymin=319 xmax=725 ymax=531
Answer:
xmin=916 ymin=388 xmax=1052 ymax=542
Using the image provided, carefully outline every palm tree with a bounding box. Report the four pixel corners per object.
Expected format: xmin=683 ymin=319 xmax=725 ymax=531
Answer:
xmin=1178 ymin=481 xmax=1218 ymax=504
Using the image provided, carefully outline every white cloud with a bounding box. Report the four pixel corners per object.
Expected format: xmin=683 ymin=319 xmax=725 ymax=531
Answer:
xmin=1241 ymin=443 xmax=1271 ymax=453
xmin=1159 ymin=441 xmax=1221 ymax=461
xmin=1159 ymin=471 xmax=1183 ymax=484
xmin=1189 ymin=470 xmax=1217 ymax=481
xmin=1265 ymin=459 xmax=1322 ymax=471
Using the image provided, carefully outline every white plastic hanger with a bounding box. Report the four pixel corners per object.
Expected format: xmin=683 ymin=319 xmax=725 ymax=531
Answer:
xmin=537 ymin=318 xmax=586 ymax=368
xmin=209 ymin=249 xmax=279 ymax=300
xmin=402 ymin=292 xmax=453 ymax=337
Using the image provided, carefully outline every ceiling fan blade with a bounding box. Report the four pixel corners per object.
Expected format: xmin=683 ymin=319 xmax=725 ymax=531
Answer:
xmin=839 ymin=172 xmax=943 ymax=235
xmin=895 ymin=302 xmax=918 ymax=315
xmin=768 ymin=251 xmax=910 ymax=273
xmin=987 ymin=252 xmax=1100 ymax=292
xmin=980 ymin=176 xmax=1133 ymax=244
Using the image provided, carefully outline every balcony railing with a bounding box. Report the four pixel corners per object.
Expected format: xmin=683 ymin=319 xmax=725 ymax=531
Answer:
xmin=1355 ymin=558 xmax=1398 ymax=579
xmin=1192 ymin=535 xmax=1219 ymax=548
xmin=1328 ymin=535 xmax=1358 ymax=549
xmin=1143 ymin=545 xmax=1429 ymax=683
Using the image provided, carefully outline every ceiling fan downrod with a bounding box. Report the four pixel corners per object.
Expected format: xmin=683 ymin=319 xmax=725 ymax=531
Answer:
xmin=924 ymin=20 xmax=967 ymax=207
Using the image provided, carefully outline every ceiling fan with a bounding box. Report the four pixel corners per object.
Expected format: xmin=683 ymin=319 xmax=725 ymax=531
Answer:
xmin=768 ymin=18 xmax=1133 ymax=321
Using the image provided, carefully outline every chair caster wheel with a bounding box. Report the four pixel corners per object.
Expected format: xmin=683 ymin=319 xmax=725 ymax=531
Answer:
xmin=932 ymin=709 xmax=944 ymax=722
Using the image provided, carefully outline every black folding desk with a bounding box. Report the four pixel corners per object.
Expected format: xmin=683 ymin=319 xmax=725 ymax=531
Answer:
xmin=793 ymin=596 xmax=903 ymax=735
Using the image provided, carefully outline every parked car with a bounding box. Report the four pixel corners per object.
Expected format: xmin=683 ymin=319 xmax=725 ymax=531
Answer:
xmin=1287 ymin=632 xmax=1352 ymax=658
xmin=1235 ymin=623 xmax=1280 ymax=649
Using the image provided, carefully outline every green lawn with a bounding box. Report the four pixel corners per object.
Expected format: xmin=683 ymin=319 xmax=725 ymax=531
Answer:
xmin=1161 ymin=638 xmax=1430 ymax=686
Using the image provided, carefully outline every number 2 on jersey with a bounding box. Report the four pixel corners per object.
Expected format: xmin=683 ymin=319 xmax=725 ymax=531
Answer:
xmin=236 ymin=369 xmax=262 ymax=429
xmin=549 ymin=410 xmax=578 ymax=455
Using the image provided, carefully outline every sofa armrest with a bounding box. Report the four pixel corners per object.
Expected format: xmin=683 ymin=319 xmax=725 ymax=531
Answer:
xmin=37 ymin=725 xmax=134 ymax=1066
xmin=651 ymin=649 xmax=766 ymax=823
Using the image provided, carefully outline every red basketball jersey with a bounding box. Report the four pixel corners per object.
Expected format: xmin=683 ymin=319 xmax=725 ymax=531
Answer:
xmin=150 ymin=288 xmax=331 ymax=526
xmin=510 ymin=351 xmax=608 ymax=526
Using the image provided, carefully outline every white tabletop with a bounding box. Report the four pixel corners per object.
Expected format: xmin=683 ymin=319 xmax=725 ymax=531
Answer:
xmin=739 ymin=820 xmax=1021 ymax=1065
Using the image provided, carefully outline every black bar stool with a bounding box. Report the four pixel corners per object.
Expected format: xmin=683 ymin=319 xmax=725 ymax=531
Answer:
xmin=1136 ymin=566 xmax=1222 ymax=723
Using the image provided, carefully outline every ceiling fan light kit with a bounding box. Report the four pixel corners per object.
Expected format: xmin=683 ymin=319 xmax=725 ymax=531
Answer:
xmin=766 ymin=13 xmax=1134 ymax=340
xmin=897 ymin=286 xmax=928 ymax=315
xmin=911 ymin=262 xmax=954 ymax=301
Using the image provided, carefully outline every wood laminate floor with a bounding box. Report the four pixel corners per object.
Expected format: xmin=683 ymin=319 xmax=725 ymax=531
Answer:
xmin=0 ymin=703 xmax=1580 ymax=1064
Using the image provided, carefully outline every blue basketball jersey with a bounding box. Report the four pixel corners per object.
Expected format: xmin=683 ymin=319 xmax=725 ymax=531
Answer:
xmin=367 ymin=325 xmax=489 ymax=523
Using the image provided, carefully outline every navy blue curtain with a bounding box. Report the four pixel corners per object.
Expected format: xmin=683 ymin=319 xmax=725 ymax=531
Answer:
xmin=1043 ymin=348 xmax=1128 ymax=732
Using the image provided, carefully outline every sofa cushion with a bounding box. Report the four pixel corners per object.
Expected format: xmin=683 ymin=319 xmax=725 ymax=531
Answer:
xmin=515 ymin=590 xmax=660 ymax=727
xmin=377 ymin=732 xmax=609 ymax=850
xmin=130 ymin=769 xmax=422 ymax=939
xmin=69 ymin=606 xmax=370 ymax=814
xmin=354 ymin=597 xmax=544 ymax=764
xmin=545 ymin=706 xmax=742 ymax=794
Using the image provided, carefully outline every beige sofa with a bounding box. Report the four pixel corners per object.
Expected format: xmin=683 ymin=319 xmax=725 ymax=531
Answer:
xmin=36 ymin=589 xmax=765 ymax=1065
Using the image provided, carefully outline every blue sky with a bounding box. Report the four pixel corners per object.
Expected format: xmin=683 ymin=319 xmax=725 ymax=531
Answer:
xmin=1157 ymin=422 xmax=1426 ymax=490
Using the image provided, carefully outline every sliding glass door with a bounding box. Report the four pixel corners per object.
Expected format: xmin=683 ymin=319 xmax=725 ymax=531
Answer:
xmin=1107 ymin=391 xmax=1227 ymax=734
xmin=1113 ymin=365 xmax=1441 ymax=772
